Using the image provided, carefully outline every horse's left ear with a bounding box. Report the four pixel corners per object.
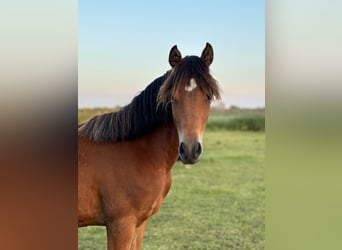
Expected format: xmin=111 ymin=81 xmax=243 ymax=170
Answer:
xmin=201 ymin=42 xmax=214 ymax=66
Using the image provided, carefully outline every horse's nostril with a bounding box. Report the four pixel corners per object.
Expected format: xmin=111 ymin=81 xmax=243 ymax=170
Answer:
xmin=197 ymin=143 xmax=202 ymax=154
xmin=179 ymin=142 xmax=186 ymax=156
xmin=193 ymin=142 xmax=202 ymax=158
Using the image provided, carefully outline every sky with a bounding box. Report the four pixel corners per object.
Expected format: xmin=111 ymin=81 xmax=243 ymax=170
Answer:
xmin=79 ymin=1 xmax=264 ymax=108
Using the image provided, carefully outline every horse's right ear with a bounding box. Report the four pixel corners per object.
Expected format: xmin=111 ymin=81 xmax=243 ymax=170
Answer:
xmin=169 ymin=45 xmax=182 ymax=67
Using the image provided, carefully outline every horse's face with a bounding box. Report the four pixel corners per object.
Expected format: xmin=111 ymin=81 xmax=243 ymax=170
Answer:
xmin=159 ymin=43 xmax=220 ymax=164
xmin=171 ymin=77 xmax=211 ymax=164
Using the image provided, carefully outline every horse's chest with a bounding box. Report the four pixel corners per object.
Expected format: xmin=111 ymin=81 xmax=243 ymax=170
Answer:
xmin=138 ymin=174 xmax=172 ymax=224
xmin=137 ymin=193 xmax=164 ymax=226
xmin=150 ymin=174 xmax=171 ymax=208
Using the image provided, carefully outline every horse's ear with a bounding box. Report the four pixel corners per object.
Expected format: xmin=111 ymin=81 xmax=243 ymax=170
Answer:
xmin=201 ymin=42 xmax=214 ymax=66
xmin=169 ymin=45 xmax=182 ymax=67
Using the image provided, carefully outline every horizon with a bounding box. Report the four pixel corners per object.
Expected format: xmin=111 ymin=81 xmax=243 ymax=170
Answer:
xmin=78 ymin=93 xmax=265 ymax=109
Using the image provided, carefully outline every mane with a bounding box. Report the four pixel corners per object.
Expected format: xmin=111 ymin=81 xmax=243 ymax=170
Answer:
xmin=157 ymin=56 xmax=221 ymax=107
xmin=78 ymin=72 xmax=172 ymax=143
xmin=79 ymin=55 xmax=221 ymax=143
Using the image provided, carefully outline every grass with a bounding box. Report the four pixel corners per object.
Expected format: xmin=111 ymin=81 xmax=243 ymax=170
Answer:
xmin=78 ymin=130 xmax=265 ymax=249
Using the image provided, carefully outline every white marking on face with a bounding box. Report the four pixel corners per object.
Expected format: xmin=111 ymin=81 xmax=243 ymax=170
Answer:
xmin=185 ymin=78 xmax=197 ymax=92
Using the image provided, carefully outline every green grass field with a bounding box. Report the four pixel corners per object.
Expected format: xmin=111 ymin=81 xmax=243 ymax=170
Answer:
xmin=78 ymin=125 xmax=265 ymax=249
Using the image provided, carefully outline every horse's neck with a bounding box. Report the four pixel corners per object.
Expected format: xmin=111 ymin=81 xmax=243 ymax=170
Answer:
xmin=143 ymin=123 xmax=179 ymax=170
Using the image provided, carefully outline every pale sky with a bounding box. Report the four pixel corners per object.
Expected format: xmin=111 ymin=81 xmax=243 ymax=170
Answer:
xmin=79 ymin=1 xmax=264 ymax=108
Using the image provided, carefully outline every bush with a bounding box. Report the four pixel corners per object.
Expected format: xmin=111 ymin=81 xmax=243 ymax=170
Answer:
xmin=206 ymin=114 xmax=265 ymax=131
xmin=228 ymin=115 xmax=265 ymax=131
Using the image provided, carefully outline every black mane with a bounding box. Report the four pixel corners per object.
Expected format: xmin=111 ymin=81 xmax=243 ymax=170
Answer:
xmin=79 ymin=53 xmax=220 ymax=143
xmin=78 ymin=72 xmax=173 ymax=143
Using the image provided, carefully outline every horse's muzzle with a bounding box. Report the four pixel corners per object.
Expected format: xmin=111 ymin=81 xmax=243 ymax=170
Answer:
xmin=179 ymin=142 xmax=202 ymax=164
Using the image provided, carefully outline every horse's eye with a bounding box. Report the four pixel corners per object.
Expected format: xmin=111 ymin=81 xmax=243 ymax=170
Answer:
xmin=170 ymin=96 xmax=176 ymax=103
xmin=207 ymin=96 xmax=213 ymax=103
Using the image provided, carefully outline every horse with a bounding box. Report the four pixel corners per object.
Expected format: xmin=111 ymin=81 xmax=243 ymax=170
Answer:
xmin=78 ymin=43 xmax=221 ymax=250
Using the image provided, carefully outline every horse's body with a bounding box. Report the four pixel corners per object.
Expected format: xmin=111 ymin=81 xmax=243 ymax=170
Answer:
xmin=78 ymin=43 xmax=220 ymax=249
xmin=78 ymin=124 xmax=178 ymax=249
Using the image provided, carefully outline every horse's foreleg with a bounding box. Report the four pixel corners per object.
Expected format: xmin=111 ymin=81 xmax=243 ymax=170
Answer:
xmin=132 ymin=220 xmax=149 ymax=250
xmin=106 ymin=217 xmax=136 ymax=250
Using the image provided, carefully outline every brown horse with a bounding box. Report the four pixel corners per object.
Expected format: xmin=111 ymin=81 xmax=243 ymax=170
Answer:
xmin=78 ymin=43 xmax=221 ymax=250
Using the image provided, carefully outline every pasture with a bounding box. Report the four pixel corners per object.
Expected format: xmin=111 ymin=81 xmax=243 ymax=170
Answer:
xmin=78 ymin=109 xmax=265 ymax=249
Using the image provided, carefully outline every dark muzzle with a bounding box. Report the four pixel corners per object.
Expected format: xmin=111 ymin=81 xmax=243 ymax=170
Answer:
xmin=179 ymin=142 xmax=202 ymax=164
